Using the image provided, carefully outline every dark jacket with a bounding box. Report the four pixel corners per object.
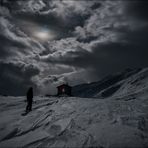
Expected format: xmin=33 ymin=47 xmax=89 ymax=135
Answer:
xmin=27 ymin=88 xmax=33 ymax=102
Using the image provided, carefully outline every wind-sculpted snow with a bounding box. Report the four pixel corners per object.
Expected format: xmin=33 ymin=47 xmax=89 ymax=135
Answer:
xmin=0 ymin=93 xmax=148 ymax=148
xmin=0 ymin=69 xmax=148 ymax=147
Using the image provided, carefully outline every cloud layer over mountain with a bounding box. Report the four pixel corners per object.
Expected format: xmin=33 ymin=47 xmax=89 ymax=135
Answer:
xmin=0 ymin=0 xmax=148 ymax=95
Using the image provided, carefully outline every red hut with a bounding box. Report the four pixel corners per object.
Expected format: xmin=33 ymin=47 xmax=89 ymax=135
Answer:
xmin=57 ymin=84 xmax=72 ymax=96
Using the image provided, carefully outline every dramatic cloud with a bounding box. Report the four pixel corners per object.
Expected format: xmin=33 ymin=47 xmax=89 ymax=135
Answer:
xmin=0 ymin=61 xmax=39 ymax=96
xmin=0 ymin=0 xmax=148 ymax=96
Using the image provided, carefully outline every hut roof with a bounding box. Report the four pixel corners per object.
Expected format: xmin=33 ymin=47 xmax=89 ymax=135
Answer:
xmin=57 ymin=84 xmax=71 ymax=88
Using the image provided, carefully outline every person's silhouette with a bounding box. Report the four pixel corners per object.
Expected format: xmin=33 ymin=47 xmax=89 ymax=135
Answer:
xmin=26 ymin=87 xmax=33 ymax=112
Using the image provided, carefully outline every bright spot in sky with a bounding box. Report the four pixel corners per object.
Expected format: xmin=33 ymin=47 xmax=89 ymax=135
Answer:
xmin=33 ymin=28 xmax=54 ymax=41
xmin=19 ymin=20 xmax=55 ymax=42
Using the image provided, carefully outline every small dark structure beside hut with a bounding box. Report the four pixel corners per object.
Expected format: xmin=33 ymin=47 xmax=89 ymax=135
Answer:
xmin=57 ymin=84 xmax=72 ymax=96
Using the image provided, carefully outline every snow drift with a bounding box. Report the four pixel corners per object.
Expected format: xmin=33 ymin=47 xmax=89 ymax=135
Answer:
xmin=0 ymin=68 xmax=148 ymax=148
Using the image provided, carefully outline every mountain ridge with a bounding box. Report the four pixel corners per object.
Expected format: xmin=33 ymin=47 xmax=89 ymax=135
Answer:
xmin=72 ymin=68 xmax=145 ymax=98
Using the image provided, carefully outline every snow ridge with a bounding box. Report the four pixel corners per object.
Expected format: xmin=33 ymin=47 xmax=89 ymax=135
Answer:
xmin=0 ymin=68 xmax=148 ymax=147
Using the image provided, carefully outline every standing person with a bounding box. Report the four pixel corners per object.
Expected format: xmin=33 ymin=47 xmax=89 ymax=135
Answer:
xmin=26 ymin=87 xmax=33 ymax=113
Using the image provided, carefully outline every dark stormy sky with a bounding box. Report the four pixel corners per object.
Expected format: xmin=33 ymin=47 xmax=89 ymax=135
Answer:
xmin=0 ymin=0 xmax=148 ymax=96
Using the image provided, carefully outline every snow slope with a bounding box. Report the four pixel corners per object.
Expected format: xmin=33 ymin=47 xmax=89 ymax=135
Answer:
xmin=0 ymin=68 xmax=148 ymax=148
xmin=72 ymin=68 xmax=142 ymax=98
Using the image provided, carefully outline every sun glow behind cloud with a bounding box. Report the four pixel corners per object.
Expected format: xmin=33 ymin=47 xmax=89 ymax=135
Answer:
xmin=32 ymin=28 xmax=54 ymax=41
xmin=18 ymin=20 xmax=55 ymax=42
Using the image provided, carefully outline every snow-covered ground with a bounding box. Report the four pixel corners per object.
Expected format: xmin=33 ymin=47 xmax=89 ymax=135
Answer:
xmin=0 ymin=68 xmax=148 ymax=148
xmin=0 ymin=95 xmax=148 ymax=148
